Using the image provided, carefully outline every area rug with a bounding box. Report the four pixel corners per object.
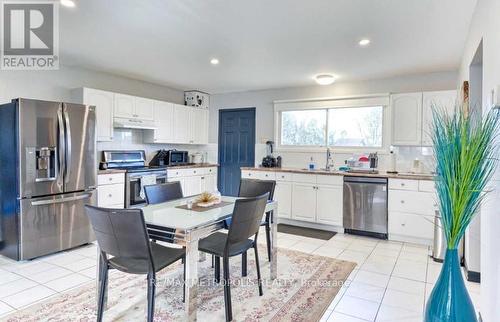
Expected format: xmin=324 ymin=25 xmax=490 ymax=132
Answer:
xmin=278 ymin=224 xmax=337 ymax=240
xmin=3 ymin=246 xmax=355 ymax=322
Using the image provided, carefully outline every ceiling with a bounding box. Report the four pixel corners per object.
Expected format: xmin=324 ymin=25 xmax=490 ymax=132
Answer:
xmin=60 ymin=0 xmax=477 ymax=94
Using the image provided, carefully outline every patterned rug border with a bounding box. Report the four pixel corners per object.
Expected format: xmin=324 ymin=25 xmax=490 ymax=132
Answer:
xmin=3 ymin=247 xmax=356 ymax=322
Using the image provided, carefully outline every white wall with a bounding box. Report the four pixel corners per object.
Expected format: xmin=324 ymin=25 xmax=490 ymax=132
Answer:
xmin=0 ymin=65 xmax=184 ymax=104
xmin=210 ymin=71 xmax=457 ymax=170
xmin=0 ymin=65 xmax=218 ymax=163
xmin=458 ymin=0 xmax=500 ymax=320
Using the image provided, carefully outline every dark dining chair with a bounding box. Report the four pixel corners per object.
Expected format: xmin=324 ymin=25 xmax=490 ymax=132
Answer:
xmin=238 ymin=179 xmax=276 ymax=262
xmin=144 ymin=181 xmax=183 ymax=204
xmin=144 ymin=181 xmax=184 ymax=243
xmin=85 ymin=205 xmax=186 ymax=322
xmin=198 ymin=193 xmax=269 ymax=322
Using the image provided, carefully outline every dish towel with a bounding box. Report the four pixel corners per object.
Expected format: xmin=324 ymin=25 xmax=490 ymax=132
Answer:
xmin=140 ymin=175 xmax=157 ymax=200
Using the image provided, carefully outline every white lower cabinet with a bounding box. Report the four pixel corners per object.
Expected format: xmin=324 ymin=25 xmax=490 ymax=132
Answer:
xmin=389 ymin=212 xmax=434 ymax=240
xmin=291 ymin=183 xmax=317 ymax=221
xmin=316 ymin=184 xmax=343 ymax=226
xmin=167 ymin=167 xmax=218 ymax=197
xmin=97 ymin=173 xmax=125 ymax=208
xmin=274 ymin=181 xmax=292 ymax=219
xmin=388 ymin=178 xmax=437 ymax=245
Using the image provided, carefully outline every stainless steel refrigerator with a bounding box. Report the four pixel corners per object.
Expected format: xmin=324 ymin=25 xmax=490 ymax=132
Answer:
xmin=0 ymin=98 xmax=97 ymax=260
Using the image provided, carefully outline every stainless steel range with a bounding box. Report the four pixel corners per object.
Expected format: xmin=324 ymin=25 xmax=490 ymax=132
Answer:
xmin=102 ymin=150 xmax=167 ymax=208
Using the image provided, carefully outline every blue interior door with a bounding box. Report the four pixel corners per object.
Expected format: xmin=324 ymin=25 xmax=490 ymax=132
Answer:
xmin=218 ymin=108 xmax=256 ymax=196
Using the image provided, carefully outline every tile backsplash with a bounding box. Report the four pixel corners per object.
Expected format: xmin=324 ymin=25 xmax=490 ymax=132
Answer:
xmin=99 ymin=130 xmax=435 ymax=175
xmin=97 ymin=129 xmax=217 ymax=164
xmin=253 ymin=146 xmax=436 ymax=174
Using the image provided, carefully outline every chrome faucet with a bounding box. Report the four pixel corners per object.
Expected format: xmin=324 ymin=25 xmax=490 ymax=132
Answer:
xmin=325 ymin=148 xmax=334 ymax=171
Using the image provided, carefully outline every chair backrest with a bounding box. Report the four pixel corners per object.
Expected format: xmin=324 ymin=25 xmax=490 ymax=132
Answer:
xmin=85 ymin=205 xmax=153 ymax=264
xmin=144 ymin=182 xmax=183 ymax=205
xmin=239 ymin=178 xmax=276 ymax=200
xmin=226 ymin=193 xmax=269 ymax=248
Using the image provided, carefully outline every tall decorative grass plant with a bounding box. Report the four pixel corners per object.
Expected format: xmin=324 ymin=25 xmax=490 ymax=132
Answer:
xmin=424 ymin=107 xmax=499 ymax=322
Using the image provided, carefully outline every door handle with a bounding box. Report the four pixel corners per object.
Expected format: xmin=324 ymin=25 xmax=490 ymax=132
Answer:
xmin=57 ymin=107 xmax=65 ymax=187
xmin=63 ymin=106 xmax=72 ymax=183
xmin=31 ymin=193 xmax=93 ymax=206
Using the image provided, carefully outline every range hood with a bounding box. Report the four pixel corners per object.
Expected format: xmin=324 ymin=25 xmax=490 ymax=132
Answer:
xmin=113 ymin=117 xmax=157 ymax=130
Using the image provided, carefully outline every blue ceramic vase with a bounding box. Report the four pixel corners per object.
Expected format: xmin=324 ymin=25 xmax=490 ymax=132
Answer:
xmin=424 ymin=249 xmax=477 ymax=322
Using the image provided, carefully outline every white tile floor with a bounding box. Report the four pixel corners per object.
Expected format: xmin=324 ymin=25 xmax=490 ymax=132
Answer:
xmin=0 ymin=229 xmax=481 ymax=321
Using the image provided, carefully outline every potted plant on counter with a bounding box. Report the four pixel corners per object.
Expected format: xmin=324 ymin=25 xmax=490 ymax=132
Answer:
xmin=424 ymin=107 xmax=499 ymax=322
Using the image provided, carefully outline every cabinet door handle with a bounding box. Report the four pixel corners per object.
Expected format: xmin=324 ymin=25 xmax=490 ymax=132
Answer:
xmin=401 ymin=183 xmax=405 ymax=186
xmin=108 ymin=194 xmax=112 ymax=198
xmin=400 ymin=200 xmax=405 ymax=204
xmin=108 ymin=177 xmax=113 ymax=181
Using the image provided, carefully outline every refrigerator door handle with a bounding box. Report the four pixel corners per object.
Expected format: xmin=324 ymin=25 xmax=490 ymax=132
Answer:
xmin=57 ymin=106 xmax=65 ymax=188
xmin=30 ymin=192 xmax=93 ymax=206
xmin=63 ymin=105 xmax=72 ymax=183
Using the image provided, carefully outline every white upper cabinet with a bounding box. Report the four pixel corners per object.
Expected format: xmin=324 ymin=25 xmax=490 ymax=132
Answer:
xmin=392 ymin=92 xmax=423 ymax=146
xmin=73 ymin=88 xmax=114 ymax=142
xmin=191 ymin=108 xmax=209 ymax=144
xmin=421 ymin=90 xmax=456 ymax=146
xmin=114 ymin=93 xmax=136 ymax=118
xmin=114 ymin=94 xmax=154 ymax=121
xmin=74 ymin=88 xmax=209 ymax=145
xmin=134 ymin=97 xmax=154 ymax=120
xmin=173 ymin=104 xmax=192 ymax=144
xmin=144 ymin=100 xmax=174 ymax=143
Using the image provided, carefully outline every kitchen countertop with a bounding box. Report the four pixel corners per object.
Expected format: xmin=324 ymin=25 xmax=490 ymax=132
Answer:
xmin=165 ymin=163 xmax=219 ymax=169
xmin=98 ymin=169 xmax=127 ymax=175
xmin=241 ymin=166 xmax=435 ymax=181
xmin=98 ymin=163 xmax=218 ymax=175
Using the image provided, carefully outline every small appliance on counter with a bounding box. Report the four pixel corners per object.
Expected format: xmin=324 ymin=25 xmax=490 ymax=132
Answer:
xmin=149 ymin=149 xmax=189 ymax=166
xmin=387 ymin=145 xmax=398 ymax=174
xmin=189 ymin=152 xmax=204 ymax=164
xmin=261 ymin=141 xmax=279 ymax=168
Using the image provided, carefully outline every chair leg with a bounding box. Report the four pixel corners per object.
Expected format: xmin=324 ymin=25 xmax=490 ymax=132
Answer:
xmin=242 ymin=251 xmax=247 ymax=277
xmin=265 ymin=222 xmax=272 ymax=262
xmin=211 ymin=254 xmax=215 ymax=268
xmin=147 ymin=272 xmax=156 ymax=322
xmin=254 ymin=244 xmax=263 ymax=296
xmin=214 ymin=256 xmax=220 ymax=283
xmin=97 ymin=264 xmax=108 ymax=322
xmin=223 ymin=257 xmax=232 ymax=321
xmin=182 ymin=257 xmax=186 ymax=303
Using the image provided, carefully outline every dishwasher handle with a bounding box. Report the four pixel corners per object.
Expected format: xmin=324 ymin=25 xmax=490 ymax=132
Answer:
xmin=343 ymin=176 xmax=387 ymax=184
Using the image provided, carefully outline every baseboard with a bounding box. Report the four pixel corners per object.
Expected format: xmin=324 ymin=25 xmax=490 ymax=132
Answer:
xmin=277 ymin=218 xmax=344 ymax=233
xmin=463 ymin=258 xmax=481 ymax=283
xmin=388 ymin=233 xmax=433 ymax=247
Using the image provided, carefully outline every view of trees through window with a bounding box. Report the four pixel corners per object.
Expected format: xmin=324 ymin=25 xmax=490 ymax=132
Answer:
xmin=280 ymin=106 xmax=383 ymax=147
xmin=281 ymin=110 xmax=326 ymax=145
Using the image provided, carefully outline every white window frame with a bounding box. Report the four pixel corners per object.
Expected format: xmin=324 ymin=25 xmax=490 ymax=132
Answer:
xmin=274 ymin=94 xmax=392 ymax=153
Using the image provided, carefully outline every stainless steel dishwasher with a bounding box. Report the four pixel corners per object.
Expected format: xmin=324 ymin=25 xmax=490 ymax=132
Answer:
xmin=343 ymin=176 xmax=388 ymax=239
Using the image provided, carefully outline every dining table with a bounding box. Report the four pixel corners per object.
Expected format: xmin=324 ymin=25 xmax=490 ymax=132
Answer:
xmin=96 ymin=195 xmax=278 ymax=321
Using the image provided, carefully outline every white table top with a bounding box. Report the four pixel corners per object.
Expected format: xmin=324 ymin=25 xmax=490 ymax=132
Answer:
xmin=142 ymin=196 xmax=277 ymax=230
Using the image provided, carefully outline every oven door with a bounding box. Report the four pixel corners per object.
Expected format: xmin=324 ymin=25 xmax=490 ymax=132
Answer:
xmin=126 ymin=172 xmax=167 ymax=207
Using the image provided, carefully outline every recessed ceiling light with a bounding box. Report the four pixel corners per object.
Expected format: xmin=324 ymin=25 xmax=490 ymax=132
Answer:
xmin=314 ymin=74 xmax=336 ymax=86
xmin=60 ymin=0 xmax=76 ymax=7
xmin=359 ymin=39 xmax=371 ymax=46
xmin=210 ymin=58 xmax=219 ymax=65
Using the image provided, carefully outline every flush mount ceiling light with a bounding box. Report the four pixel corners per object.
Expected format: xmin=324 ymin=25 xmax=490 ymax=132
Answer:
xmin=359 ymin=39 xmax=371 ymax=46
xmin=60 ymin=0 xmax=76 ymax=7
xmin=314 ymin=74 xmax=336 ymax=85
xmin=210 ymin=58 xmax=219 ymax=65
